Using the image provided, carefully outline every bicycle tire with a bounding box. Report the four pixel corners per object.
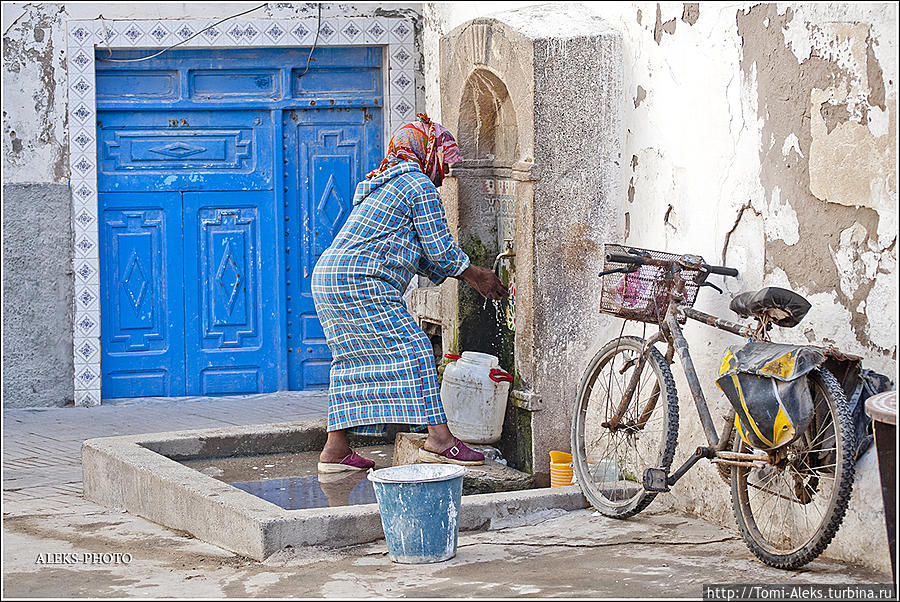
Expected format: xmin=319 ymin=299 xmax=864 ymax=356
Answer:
xmin=731 ymin=367 xmax=855 ymax=569
xmin=571 ymin=336 xmax=679 ymax=518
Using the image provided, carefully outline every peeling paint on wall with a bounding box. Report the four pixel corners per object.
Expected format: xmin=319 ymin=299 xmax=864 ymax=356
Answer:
xmin=2 ymin=2 xmax=69 ymax=183
xmin=682 ymin=3 xmax=699 ymax=26
xmin=737 ymin=3 xmax=896 ymax=357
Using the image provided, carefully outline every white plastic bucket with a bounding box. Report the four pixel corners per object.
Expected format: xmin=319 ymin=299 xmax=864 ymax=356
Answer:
xmin=440 ymin=351 xmax=512 ymax=444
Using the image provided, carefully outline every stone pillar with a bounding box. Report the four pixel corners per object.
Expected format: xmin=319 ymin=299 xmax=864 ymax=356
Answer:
xmin=437 ymin=5 xmax=624 ymax=482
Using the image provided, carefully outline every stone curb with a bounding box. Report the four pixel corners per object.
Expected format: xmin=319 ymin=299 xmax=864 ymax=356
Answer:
xmin=82 ymin=420 xmax=587 ymax=560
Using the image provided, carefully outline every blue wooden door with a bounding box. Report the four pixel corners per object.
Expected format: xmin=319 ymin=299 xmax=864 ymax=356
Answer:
xmin=98 ymin=192 xmax=186 ymax=397
xmin=95 ymin=47 xmax=383 ymax=398
xmin=183 ymin=192 xmax=279 ymax=395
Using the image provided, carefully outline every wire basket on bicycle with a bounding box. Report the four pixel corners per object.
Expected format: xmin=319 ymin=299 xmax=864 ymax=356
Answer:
xmin=599 ymin=244 xmax=705 ymax=323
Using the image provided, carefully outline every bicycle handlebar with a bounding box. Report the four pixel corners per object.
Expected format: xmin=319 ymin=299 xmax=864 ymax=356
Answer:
xmin=605 ymin=253 xmax=739 ymax=278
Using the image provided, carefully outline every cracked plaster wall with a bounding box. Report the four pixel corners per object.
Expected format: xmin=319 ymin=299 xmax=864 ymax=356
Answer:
xmin=425 ymin=2 xmax=896 ymax=574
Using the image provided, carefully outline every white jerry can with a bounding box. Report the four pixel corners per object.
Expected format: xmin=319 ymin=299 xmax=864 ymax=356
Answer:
xmin=440 ymin=351 xmax=513 ymax=445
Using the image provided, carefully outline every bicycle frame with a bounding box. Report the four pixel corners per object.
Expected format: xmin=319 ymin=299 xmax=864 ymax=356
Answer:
xmin=607 ymin=265 xmax=774 ymax=481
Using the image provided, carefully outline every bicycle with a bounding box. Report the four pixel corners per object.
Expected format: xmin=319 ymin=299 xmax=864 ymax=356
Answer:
xmin=570 ymin=244 xmax=856 ymax=570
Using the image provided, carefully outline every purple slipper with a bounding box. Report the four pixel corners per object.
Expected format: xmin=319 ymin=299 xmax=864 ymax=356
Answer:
xmin=418 ymin=438 xmax=485 ymax=466
xmin=317 ymin=450 xmax=376 ymax=473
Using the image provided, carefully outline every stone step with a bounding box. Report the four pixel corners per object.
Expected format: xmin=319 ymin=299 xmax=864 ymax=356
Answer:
xmin=391 ymin=432 xmax=534 ymax=495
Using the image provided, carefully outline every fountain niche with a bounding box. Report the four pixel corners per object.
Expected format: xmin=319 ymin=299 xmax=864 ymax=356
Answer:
xmin=408 ymin=5 xmax=624 ymax=483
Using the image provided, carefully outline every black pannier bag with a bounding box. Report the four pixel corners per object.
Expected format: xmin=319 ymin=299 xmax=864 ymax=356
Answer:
xmin=716 ymin=341 xmax=825 ymax=450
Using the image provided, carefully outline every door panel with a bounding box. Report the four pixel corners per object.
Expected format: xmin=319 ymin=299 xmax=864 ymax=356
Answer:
xmin=97 ymin=110 xmax=272 ymax=193
xmin=282 ymin=108 xmax=383 ymax=389
xmin=99 ymin=192 xmax=185 ymax=397
xmin=183 ymin=192 xmax=279 ymax=395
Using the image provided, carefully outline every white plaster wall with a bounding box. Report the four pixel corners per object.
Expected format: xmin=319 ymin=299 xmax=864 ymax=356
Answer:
xmin=425 ymin=1 xmax=897 ymax=574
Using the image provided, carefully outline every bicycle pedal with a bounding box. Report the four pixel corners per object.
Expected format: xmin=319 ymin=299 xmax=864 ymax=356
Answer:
xmin=643 ymin=468 xmax=670 ymax=492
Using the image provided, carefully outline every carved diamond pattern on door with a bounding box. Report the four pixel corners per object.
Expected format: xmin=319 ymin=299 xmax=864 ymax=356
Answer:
xmin=148 ymin=141 xmax=207 ymax=158
xmin=198 ymin=207 xmax=257 ymax=346
xmin=122 ymin=251 xmax=149 ymax=316
xmin=316 ymin=174 xmax=347 ymax=248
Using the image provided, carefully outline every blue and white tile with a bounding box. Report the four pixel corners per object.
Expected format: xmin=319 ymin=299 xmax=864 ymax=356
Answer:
xmin=202 ymin=21 xmax=226 ymax=44
xmin=339 ymin=18 xmax=366 ymax=44
xmin=391 ymin=95 xmax=416 ymax=125
xmin=71 ymin=185 xmax=97 ymax=209
xmin=70 ymin=128 xmax=95 ymax=153
xmin=245 ymin=20 xmax=268 ymax=44
xmin=288 ymin=20 xmax=316 ymax=45
xmin=390 ymin=70 xmax=415 ymax=96
xmin=391 ymin=43 xmax=414 ymax=69
xmin=366 ymin=19 xmax=390 ymax=44
xmin=75 ymin=284 xmax=100 ymax=312
xmin=115 ymin=21 xmax=145 ymax=46
xmin=74 ymin=311 xmax=101 ymax=338
xmin=74 ymin=258 xmax=100 ymax=286
xmin=69 ymin=47 xmax=95 ymax=73
xmin=94 ymin=21 xmax=118 ymax=47
xmin=75 ymin=362 xmax=102 ymax=391
xmin=71 ymin=101 xmax=94 ymax=125
xmin=264 ymin=20 xmax=289 ymax=44
xmin=72 ymin=205 xmax=98 ymax=235
xmin=75 ymin=389 xmax=101 ymax=407
xmin=69 ymin=74 xmax=94 ymax=99
xmin=68 ymin=21 xmax=95 ymax=46
xmin=389 ymin=19 xmax=414 ymax=44
xmin=316 ymin=19 xmax=339 ymax=44
xmin=74 ymin=336 xmax=100 ymax=364
xmin=171 ymin=21 xmax=197 ymax=43
xmin=74 ymin=231 xmax=99 ymax=259
xmin=70 ymin=154 xmax=97 ymax=181
xmin=146 ymin=21 xmax=174 ymax=46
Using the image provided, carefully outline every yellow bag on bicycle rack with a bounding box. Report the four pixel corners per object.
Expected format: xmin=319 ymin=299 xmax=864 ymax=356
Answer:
xmin=716 ymin=342 xmax=826 ymax=451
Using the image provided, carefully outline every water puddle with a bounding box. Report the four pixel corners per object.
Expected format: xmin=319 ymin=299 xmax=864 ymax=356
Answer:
xmin=179 ymin=445 xmax=393 ymax=510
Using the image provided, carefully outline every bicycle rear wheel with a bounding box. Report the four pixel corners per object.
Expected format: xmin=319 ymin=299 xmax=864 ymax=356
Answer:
xmin=571 ymin=336 xmax=679 ymax=518
xmin=731 ymin=367 xmax=855 ymax=569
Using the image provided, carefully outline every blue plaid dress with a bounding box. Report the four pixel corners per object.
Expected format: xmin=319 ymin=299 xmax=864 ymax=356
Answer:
xmin=311 ymin=162 xmax=470 ymax=433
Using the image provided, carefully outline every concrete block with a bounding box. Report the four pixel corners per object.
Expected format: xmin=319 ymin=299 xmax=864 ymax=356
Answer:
xmin=392 ymin=432 xmax=535 ymax=494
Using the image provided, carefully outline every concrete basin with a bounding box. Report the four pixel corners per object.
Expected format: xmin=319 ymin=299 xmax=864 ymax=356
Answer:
xmin=82 ymin=419 xmax=587 ymax=560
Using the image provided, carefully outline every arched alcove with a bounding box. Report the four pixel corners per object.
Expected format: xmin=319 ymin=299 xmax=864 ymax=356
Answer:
xmin=458 ymin=69 xmax=519 ymax=165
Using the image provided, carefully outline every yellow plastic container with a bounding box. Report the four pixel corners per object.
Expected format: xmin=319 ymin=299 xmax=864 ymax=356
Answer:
xmin=549 ymin=451 xmax=573 ymax=487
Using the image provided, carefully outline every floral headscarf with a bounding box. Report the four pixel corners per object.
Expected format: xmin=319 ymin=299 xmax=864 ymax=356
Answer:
xmin=366 ymin=113 xmax=461 ymax=185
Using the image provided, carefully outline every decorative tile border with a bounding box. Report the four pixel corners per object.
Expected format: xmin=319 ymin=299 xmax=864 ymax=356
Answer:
xmin=66 ymin=16 xmax=415 ymax=406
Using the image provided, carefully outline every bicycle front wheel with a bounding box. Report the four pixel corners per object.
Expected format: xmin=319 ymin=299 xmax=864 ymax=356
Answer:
xmin=731 ymin=367 xmax=856 ymax=569
xmin=571 ymin=336 xmax=679 ymax=518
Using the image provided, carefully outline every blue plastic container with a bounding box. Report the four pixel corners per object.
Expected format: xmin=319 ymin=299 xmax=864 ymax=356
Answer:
xmin=368 ymin=464 xmax=466 ymax=564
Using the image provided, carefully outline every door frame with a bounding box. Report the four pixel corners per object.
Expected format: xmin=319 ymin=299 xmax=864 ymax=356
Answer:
xmin=67 ymin=16 xmax=417 ymax=406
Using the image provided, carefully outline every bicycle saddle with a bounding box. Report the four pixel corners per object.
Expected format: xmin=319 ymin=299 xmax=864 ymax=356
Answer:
xmin=729 ymin=287 xmax=811 ymax=328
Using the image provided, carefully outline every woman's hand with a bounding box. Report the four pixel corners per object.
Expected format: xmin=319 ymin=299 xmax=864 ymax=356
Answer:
xmin=458 ymin=266 xmax=509 ymax=300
